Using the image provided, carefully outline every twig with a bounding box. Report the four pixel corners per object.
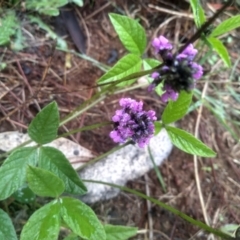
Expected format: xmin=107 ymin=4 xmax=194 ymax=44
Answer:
xmin=193 ymin=53 xmax=227 ymax=235
xmin=227 ymin=177 xmax=240 ymax=189
xmin=148 ymin=4 xmax=194 ymax=19
xmin=85 ymin=1 xmax=112 ymax=20
xmin=144 ymin=174 xmax=153 ymax=240
xmin=194 ymin=79 xmax=212 ymax=229
xmin=207 ymin=208 xmax=221 ymax=240
xmin=16 ymin=60 xmax=41 ymax=112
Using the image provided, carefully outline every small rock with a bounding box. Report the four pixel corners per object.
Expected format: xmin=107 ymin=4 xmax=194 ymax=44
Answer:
xmin=79 ymin=128 xmax=172 ymax=203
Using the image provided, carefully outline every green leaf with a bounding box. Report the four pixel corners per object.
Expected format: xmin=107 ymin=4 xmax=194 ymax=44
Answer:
xmin=12 ymin=184 xmax=36 ymax=204
xmin=210 ymin=15 xmax=240 ymax=37
xmin=189 ymin=0 xmax=206 ymax=28
xmin=60 ymin=197 xmax=106 ymax=240
xmin=28 ymin=101 xmax=59 ymax=144
xmin=142 ymin=58 xmax=161 ymax=70
xmin=98 ymin=54 xmax=142 ymax=87
xmin=154 ymin=82 xmax=165 ymax=97
xmin=104 ymin=224 xmax=138 ymax=240
xmin=63 ymin=233 xmax=80 ymax=240
xmin=25 ymin=0 xmax=68 ymax=16
xmin=165 ymin=126 xmax=216 ymax=157
xmin=0 ymin=147 xmax=38 ymax=200
xmin=0 ymin=10 xmax=18 ymax=45
xmin=27 ymin=165 xmax=65 ymax=198
xmin=154 ymin=121 xmax=162 ymax=136
xmin=207 ymin=37 xmax=231 ymax=67
xmin=20 ymin=200 xmax=61 ymax=240
xmin=220 ymin=224 xmax=239 ymax=236
xmin=11 ymin=28 xmax=25 ymax=51
xmin=38 ymin=146 xmax=87 ymax=195
xmin=0 ymin=209 xmax=17 ymax=240
xmin=235 ymin=227 xmax=240 ymax=239
xmin=71 ymin=0 xmax=83 ymax=7
xmin=109 ymin=13 xmax=146 ymax=55
xmin=162 ymin=91 xmax=193 ymax=124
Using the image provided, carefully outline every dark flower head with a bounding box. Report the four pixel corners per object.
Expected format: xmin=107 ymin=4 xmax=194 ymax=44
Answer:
xmin=150 ymin=35 xmax=203 ymax=102
xmin=166 ymin=59 xmax=195 ymax=92
xmin=110 ymin=98 xmax=157 ymax=148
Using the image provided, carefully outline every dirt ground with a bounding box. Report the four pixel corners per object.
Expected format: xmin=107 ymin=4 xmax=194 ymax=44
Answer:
xmin=0 ymin=0 xmax=240 ymax=239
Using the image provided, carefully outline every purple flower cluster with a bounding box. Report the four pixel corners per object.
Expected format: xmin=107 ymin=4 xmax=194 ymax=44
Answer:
xmin=150 ymin=36 xmax=203 ymax=102
xmin=109 ymin=98 xmax=157 ymax=148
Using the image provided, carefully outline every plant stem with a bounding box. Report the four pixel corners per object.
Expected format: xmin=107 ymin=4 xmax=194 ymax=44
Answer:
xmin=58 ymin=121 xmax=111 ymax=138
xmin=83 ymin=179 xmax=235 ymax=240
xmin=76 ymin=141 xmax=132 ymax=171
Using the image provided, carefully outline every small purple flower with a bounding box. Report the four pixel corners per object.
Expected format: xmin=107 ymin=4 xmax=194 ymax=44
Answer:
xmin=152 ymin=35 xmax=173 ymax=53
xmin=110 ymin=98 xmax=157 ymax=148
xmin=177 ymin=44 xmax=198 ymax=61
xmin=109 ymin=130 xmax=124 ymax=143
xmin=191 ymin=62 xmax=203 ymax=80
xmin=119 ymin=98 xmax=143 ymax=113
xmin=151 ymin=72 xmax=160 ymax=79
xmin=148 ymin=72 xmax=159 ymax=92
xmin=148 ymin=84 xmax=156 ymax=92
xmin=161 ymin=85 xmax=179 ymax=102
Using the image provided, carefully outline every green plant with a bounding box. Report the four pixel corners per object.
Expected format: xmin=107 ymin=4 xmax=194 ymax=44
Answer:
xmin=0 ymin=10 xmax=18 ymax=45
xmin=190 ymin=0 xmax=240 ymax=140
xmin=0 ymin=0 xmax=84 ymax=50
xmin=25 ymin=0 xmax=83 ymax=16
